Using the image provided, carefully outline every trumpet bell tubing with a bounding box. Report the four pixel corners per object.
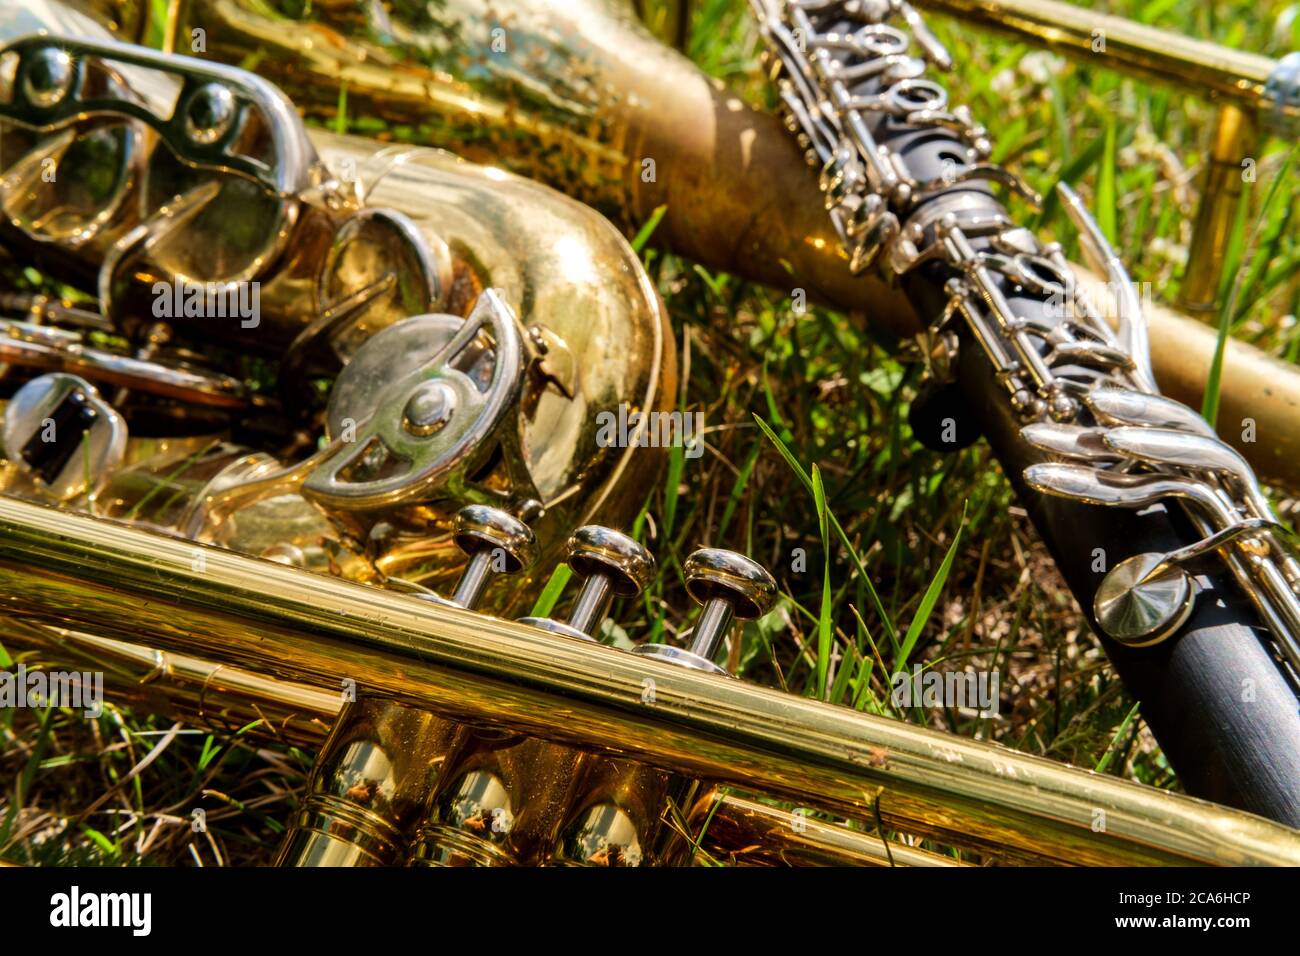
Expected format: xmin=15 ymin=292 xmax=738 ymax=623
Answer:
xmin=95 ymin=0 xmax=1300 ymax=491
xmin=2 ymin=495 xmax=1300 ymax=866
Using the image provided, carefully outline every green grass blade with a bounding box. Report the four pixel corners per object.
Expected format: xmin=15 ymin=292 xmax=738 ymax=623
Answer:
xmin=1096 ymin=120 xmax=1118 ymax=245
xmin=717 ymin=441 xmax=760 ymax=540
xmin=1095 ymin=701 xmax=1142 ymax=773
xmin=663 ymin=440 xmax=685 ymax=540
xmin=528 ymin=565 xmax=573 ymax=618
xmin=1204 ymin=145 xmax=1297 ymax=426
xmin=892 ymin=502 xmax=966 ymax=676
xmin=334 ymin=81 xmax=349 ymax=136
xmin=754 ymin=414 xmax=899 ymax=648
xmin=811 ymin=465 xmax=833 ymax=699
xmin=631 ymin=204 xmax=668 ymax=253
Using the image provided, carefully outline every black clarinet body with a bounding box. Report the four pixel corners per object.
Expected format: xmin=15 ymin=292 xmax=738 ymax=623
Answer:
xmin=756 ymin=0 xmax=1300 ymax=826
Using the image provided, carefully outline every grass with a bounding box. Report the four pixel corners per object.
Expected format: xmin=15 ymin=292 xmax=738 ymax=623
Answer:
xmin=5 ymin=0 xmax=1300 ymax=864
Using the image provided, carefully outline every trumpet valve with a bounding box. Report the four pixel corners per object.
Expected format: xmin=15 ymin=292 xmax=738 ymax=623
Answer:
xmin=635 ymin=548 xmax=777 ymax=674
xmin=422 ymin=505 xmax=536 ymax=611
xmin=518 ymin=525 xmax=654 ymax=640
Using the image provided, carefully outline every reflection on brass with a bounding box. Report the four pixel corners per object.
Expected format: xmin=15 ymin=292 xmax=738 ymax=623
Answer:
xmin=0 ymin=0 xmax=676 ymax=602
xmin=148 ymin=0 xmax=919 ymax=338
xmin=276 ymin=699 xmax=463 ymax=866
xmin=8 ymin=0 xmax=1300 ymax=870
xmin=3 ymin=621 xmax=957 ymax=867
xmin=409 ymin=731 xmax=585 ymax=866
xmin=2 ymin=496 xmax=1299 ymax=866
xmin=551 ymin=755 xmax=694 ymax=867
xmin=692 ymin=794 xmax=964 ymax=867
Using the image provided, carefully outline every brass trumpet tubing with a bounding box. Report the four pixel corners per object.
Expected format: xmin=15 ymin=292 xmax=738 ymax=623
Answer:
xmin=550 ymin=754 xmax=694 ymax=866
xmin=410 ymin=732 xmax=585 ymax=866
xmin=693 ymin=795 xmax=964 ymax=867
xmin=0 ymin=619 xmax=337 ymax=745
xmin=2 ymin=496 xmax=1298 ymax=865
xmin=3 ymin=623 xmax=950 ymax=867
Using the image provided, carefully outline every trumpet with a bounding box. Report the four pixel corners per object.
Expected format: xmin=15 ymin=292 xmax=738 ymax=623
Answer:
xmin=2 ymin=0 xmax=1300 ymax=868
xmin=4 ymin=497 xmax=1300 ymax=866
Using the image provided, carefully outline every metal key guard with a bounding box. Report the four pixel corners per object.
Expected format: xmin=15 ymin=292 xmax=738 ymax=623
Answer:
xmin=301 ymin=289 xmax=527 ymax=511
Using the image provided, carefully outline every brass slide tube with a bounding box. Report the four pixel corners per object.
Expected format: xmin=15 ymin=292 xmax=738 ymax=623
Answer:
xmin=912 ymin=0 xmax=1285 ymax=116
xmin=1 ymin=496 xmax=1298 ymax=866
xmin=909 ymin=0 xmax=1287 ymax=316
xmin=1178 ymin=105 xmax=1259 ymax=314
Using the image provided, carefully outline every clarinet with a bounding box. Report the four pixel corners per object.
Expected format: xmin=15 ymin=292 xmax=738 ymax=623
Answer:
xmin=751 ymin=0 xmax=1300 ymax=825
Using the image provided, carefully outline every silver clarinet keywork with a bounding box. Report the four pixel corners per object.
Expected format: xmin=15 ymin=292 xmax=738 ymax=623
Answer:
xmin=751 ymin=0 xmax=1300 ymax=676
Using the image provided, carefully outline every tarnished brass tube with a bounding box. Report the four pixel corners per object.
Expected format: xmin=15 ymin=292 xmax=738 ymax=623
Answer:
xmin=912 ymin=0 xmax=1285 ymax=119
xmin=692 ymin=794 xmax=964 ymax=867
xmin=1179 ymin=106 xmax=1260 ymax=314
xmin=1 ymin=497 xmax=1298 ymax=865
xmin=155 ymin=0 xmax=919 ymax=338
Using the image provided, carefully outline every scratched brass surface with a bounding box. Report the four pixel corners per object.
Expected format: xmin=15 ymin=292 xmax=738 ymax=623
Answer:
xmin=0 ymin=30 xmax=676 ymax=602
xmin=123 ymin=0 xmax=916 ymax=336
